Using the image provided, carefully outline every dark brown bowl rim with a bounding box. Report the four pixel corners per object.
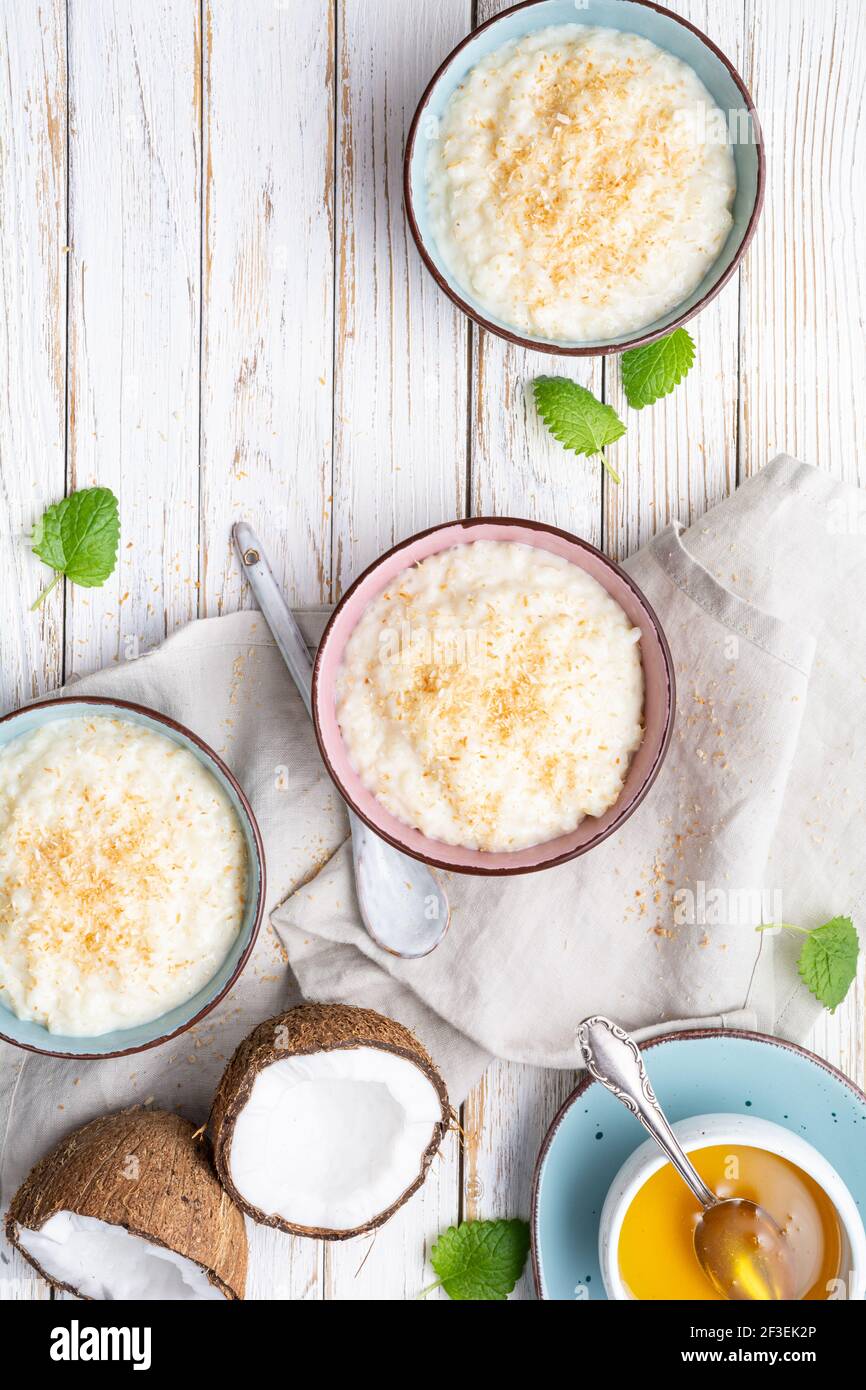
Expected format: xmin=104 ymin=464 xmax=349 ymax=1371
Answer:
xmin=311 ymin=516 xmax=676 ymax=876
xmin=403 ymin=0 xmax=766 ymax=356
xmin=530 ymin=1026 xmax=866 ymax=1299
xmin=0 ymin=694 xmax=266 ymax=1061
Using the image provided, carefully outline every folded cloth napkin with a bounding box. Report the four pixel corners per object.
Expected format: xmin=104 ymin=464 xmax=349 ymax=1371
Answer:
xmin=278 ymin=453 xmax=866 ymax=1098
xmin=1 ymin=456 xmax=864 ymax=1250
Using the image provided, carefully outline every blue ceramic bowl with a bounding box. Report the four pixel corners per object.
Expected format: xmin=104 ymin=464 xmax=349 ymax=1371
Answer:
xmin=532 ymin=1030 xmax=866 ymax=1300
xmin=0 ymin=696 xmax=265 ymax=1060
xmin=405 ymin=0 xmax=765 ymax=355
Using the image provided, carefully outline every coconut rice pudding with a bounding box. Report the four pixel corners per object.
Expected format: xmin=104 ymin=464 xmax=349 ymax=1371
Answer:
xmin=426 ymin=24 xmax=737 ymax=341
xmin=0 ymin=716 xmax=247 ymax=1036
xmin=335 ymin=541 xmax=644 ymax=852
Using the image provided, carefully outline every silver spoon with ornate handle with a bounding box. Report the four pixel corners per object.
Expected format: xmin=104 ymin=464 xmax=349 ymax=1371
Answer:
xmin=577 ymin=1016 xmax=797 ymax=1300
xmin=233 ymin=523 xmax=450 ymax=959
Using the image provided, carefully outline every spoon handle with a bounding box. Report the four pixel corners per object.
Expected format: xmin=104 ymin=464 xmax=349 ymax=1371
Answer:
xmin=232 ymin=523 xmax=313 ymax=717
xmin=577 ymin=1016 xmax=716 ymax=1209
xmin=232 ymin=521 xmax=450 ymax=961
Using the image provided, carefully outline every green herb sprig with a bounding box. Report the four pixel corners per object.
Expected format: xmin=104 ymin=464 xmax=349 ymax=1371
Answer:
xmin=621 ymin=327 xmax=695 ymax=409
xmin=757 ymin=915 xmax=860 ymax=1013
xmin=533 ymin=327 xmax=697 ymax=482
xmin=31 ymin=486 xmax=120 ymax=610
xmin=532 ymin=378 xmax=625 ymax=483
xmin=421 ymin=1218 xmax=530 ymax=1301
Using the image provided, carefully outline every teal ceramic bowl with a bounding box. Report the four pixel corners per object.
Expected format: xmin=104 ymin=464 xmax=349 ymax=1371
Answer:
xmin=405 ymin=0 xmax=765 ymax=355
xmin=0 ymin=696 xmax=265 ymax=1060
xmin=532 ymin=1030 xmax=866 ymax=1300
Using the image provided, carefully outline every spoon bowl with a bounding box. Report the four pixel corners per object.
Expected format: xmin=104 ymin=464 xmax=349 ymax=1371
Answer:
xmin=351 ymin=817 xmax=449 ymax=957
xmin=694 ymin=1196 xmax=797 ymax=1301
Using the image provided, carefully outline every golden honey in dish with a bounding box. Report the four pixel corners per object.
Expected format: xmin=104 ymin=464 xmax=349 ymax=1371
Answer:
xmin=618 ymin=1144 xmax=842 ymax=1300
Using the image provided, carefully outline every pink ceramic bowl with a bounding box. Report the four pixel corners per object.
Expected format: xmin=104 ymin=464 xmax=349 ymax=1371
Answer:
xmin=312 ymin=519 xmax=675 ymax=875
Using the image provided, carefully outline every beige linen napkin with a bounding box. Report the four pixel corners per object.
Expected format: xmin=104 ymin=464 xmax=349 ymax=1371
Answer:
xmin=276 ymin=455 xmax=841 ymax=1098
xmin=276 ymin=454 xmax=866 ymax=1089
xmin=1 ymin=456 xmax=864 ymax=1264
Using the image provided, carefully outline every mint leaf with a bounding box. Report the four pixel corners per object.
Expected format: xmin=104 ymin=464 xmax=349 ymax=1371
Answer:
xmin=425 ymin=1219 xmax=530 ymax=1301
xmin=533 ymin=377 xmax=625 ymax=484
xmin=797 ymin=916 xmax=859 ymax=1013
xmin=621 ymin=328 xmax=695 ymax=409
xmin=31 ymin=487 xmax=120 ymax=609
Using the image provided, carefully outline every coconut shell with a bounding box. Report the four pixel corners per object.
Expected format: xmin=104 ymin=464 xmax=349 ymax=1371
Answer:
xmin=6 ymin=1107 xmax=246 ymax=1299
xmin=210 ymin=1002 xmax=451 ymax=1240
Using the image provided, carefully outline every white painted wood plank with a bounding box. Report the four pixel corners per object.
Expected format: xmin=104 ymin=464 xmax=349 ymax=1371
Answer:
xmin=605 ymin=0 xmax=743 ymax=562
xmin=0 ymin=0 xmax=65 ymax=1303
xmin=739 ymin=0 xmax=866 ymax=484
xmin=463 ymin=1061 xmax=580 ymax=1301
xmin=471 ymin=0 xmax=602 ymax=544
xmin=0 ymin=1269 xmax=51 ymax=1300
xmin=50 ymin=0 xmax=202 ymax=1303
xmin=0 ymin=0 xmax=66 ymax=710
xmin=321 ymin=1130 xmax=461 ymax=1301
xmin=605 ymin=268 xmax=741 ymax=560
xmin=324 ymin=0 xmax=470 ymax=1299
xmin=810 ymin=958 xmax=866 ymax=1099
xmin=464 ymin=0 xmax=603 ymax=1305
xmin=331 ymin=0 xmax=471 ymax=598
xmin=200 ymin=0 xmax=334 ymax=616
xmin=470 ymin=337 xmax=602 ymax=545
xmin=63 ymin=0 xmax=201 ymax=677
xmin=198 ymin=0 xmax=336 ymax=1299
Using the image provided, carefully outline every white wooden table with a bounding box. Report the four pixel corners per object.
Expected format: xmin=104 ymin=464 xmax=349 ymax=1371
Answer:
xmin=1 ymin=0 xmax=864 ymax=1301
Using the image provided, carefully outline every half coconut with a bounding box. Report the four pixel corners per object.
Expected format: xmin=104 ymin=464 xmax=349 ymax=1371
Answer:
xmin=6 ymin=1108 xmax=246 ymax=1300
xmin=210 ymin=1003 xmax=451 ymax=1239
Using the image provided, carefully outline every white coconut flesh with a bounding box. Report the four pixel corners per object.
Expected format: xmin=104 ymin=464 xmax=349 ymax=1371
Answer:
xmin=16 ymin=1211 xmax=225 ymax=1301
xmin=228 ymin=1046 xmax=443 ymax=1232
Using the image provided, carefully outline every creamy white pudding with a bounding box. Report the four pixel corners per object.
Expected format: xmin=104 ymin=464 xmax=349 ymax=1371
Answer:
xmin=426 ymin=24 xmax=737 ymax=342
xmin=335 ymin=541 xmax=645 ymax=852
xmin=0 ymin=716 xmax=247 ymax=1036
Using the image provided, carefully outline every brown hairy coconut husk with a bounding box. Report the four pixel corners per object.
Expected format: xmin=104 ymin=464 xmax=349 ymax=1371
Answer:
xmin=6 ymin=1108 xmax=246 ymax=1300
xmin=210 ymin=1003 xmax=451 ymax=1240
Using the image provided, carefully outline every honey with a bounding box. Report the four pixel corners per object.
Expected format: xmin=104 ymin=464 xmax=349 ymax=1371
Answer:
xmin=618 ymin=1144 xmax=842 ymax=1300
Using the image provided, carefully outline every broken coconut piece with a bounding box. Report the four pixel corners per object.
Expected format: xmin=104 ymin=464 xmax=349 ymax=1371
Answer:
xmin=210 ymin=1003 xmax=451 ymax=1239
xmin=6 ymin=1108 xmax=246 ymax=1300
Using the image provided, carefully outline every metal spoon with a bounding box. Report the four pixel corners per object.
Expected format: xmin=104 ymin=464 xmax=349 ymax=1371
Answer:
xmin=578 ymin=1016 xmax=798 ymax=1301
xmin=232 ymin=523 xmax=450 ymax=958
